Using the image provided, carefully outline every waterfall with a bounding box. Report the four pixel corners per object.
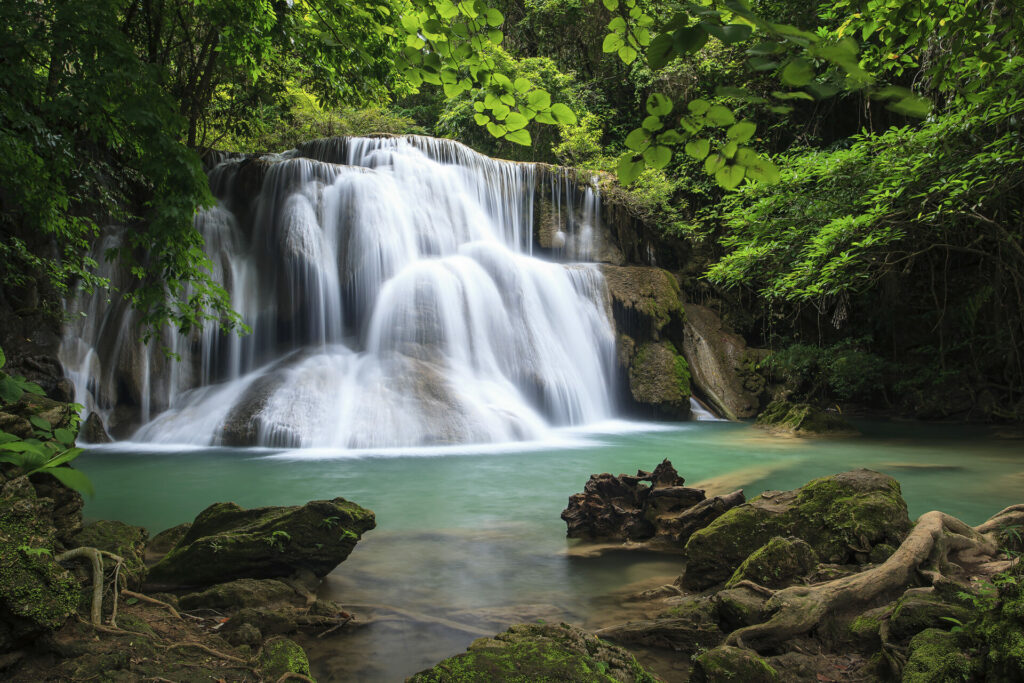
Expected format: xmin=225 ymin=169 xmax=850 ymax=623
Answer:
xmin=62 ymin=136 xmax=619 ymax=448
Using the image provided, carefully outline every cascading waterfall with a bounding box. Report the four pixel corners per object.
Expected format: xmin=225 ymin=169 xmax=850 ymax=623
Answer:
xmin=61 ymin=136 xmax=620 ymax=448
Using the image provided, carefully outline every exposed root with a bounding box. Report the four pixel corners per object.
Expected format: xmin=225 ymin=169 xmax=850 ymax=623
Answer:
xmin=121 ymin=590 xmax=183 ymax=621
xmin=728 ymin=579 xmax=776 ymax=598
xmin=56 ymin=547 xmax=125 ymax=626
xmin=724 ymin=510 xmax=998 ymax=652
xmin=167 ymin=641 xmax=250 ymax=664
xmin=276 ymin=674 xmax=316 ymax=683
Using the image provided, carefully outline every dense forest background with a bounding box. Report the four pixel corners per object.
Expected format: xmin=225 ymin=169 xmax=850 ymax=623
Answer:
xmin=1 ymin=0 xmax=1022 ymax=422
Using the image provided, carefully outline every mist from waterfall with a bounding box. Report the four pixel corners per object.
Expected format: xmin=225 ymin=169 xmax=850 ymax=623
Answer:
xmin=61 ymin=136 xmax=619 ymax=449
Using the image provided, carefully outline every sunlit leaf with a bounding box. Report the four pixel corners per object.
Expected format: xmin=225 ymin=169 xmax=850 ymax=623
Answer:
xmin=643 ymin=145 xmax=671 ymax=169
xmin=505 ymin=128 xmax=532 ymax=145
xmin=646 ymin=93 xmax=673 ymax=116
xmin=715 ymin=164 xmax=745 ymax=189
xmin=706 ymin=105 xmax=736 ymax=126
xmin=726 ymin=120 xmax=756 ymax=143
xmin=617 ymin=154 xmax=645 ymax=184
xmin=684 ymin=138 xmax=711 ymax=160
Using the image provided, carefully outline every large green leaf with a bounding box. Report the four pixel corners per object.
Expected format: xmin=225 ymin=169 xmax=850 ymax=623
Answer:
xmin=701 ymin=22 xmax=751 ymax=44
xmin=727 ymin=120 xmax=756 ymax=143
xmin=648 ymin=33 xmax=675 ymax=70
xmin=0 ymin=376 xmax=22 ymax=404
xmin=646 ymin=93 xmax=673 ymax=116
xmin=624 ymin=128 xmax=651 ymax=152
xmin=684 ymin=138 xmax=711 ymax=160
xmin=504 ymin=128 xmax=532 ymax=146
xmin=603 ymin=34 xmax=625 ymax=53
xmin=617 ymin=155 xmax=645 ymax=185
xmin=45 ymin=467 xmax=95 ymax=498
xmin=549 ymin=103 xmax=577 ymax=125
xmin=673 ymin=26 xmax=708 ymax=54
xmin=642 ymin=145 xmax=672 ymax=169
xmin=504 ymin=112 xmax=528 ymax=131
xmin=705 ymin=105 xmax=736 ymax=126
xmin=781 ymin=58 xmax=815 ymax=87
xmin=715 ymin=164 xmax=745 ymax=189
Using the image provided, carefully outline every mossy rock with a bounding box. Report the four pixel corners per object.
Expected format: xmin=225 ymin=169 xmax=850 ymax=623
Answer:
xmin=628 ymin=341 xmax=691 ymax=418
xmin=725 ymin=536 xmax=817 ymax=589
xmin=847 ymin=605 xmax=892 ymax=648
xmin=714 ymin=586 xmax=767 ymax=631
xmin=409 ymin=622 xmax=660 ymax=682
xmin=600 ymin=265 xmax=683 ymax=340
xmin=179 ymin=577 xmax=298 ymax=610
xmin=889 ymin=592 xmax=972 ymax=641
xmin=755 ymin=400 xmax=858 ymax=437
xmin=902 ymin=629 xmax=971 ymax=682
xmin=73 ymin=520 xmax=148 ymax=589
xmin=690 ymin=645 xmax=779 ymax=682
xmin=0 ymin=477 xmax=79 ymax=651
xmin=258 ymin=636 xmax=312 ymax=681
xmin=146 ymin=522 xmax=191 ymax=560
xmin=145 ymin=497 xmax=374 ymax=588
xmin=682 ymin=469 xmax=910 ymax=590
xmin=975 ymin=567 xmax=1024 ymax=680
xmin=0 ymin=393 xmax=76 ymax=440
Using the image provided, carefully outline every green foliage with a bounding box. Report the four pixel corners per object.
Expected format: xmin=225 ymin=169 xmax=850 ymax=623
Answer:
xmin=0 ymin=347 xmax=92 ymax=497
xmin=762 ymin=340 xmax=888 ymax=402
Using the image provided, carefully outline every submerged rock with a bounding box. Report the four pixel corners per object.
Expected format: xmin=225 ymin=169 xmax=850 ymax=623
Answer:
xmin=561 ymin=460 xmax=743 ymax=547
xmin=681 ymin=303 xmax=765 ymax=420
xmin=408 ymin=622 xmax=661 ymax=682
xmin=682 ymin=469 xmax=910 ymax=590
xmin=754 ymin=400 xmax=858 ymax=437
xmin=145 ymin=497 xmax=375 ymax=588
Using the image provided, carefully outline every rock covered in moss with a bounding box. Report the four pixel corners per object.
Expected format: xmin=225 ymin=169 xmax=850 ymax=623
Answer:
xmin=600 ymin=265 xmax=683 ymax=341
xmin=409 ymin=622 xmax=661 ymax=682
xmin=714 ymin=586 xmax=768 ymax=631
xmin=628 ymin=341 xmax=691 ymax=418
xmin=902 ymin=628 xmax=971 ymax=682
xmin=682 ymin=469 xmax=910 ymax=590
xmin=689 ymin=645 xmax=779 ymax=682
xmin=0 ymin=393 xmax=76 ymax=441
xmin=145 ymin=497 xmax=374 ymax=588
xmin=178 ymin=577 xmax=298 ymax=610
xmin=0 ymin=477 xmax=79 ymax=651
xmin=258 ymin=636 xmax=312 ymax=681
xmin=889 ymin=591 xmax=971 ymax=641
xmin=146 ymin=522 xmax=190 ymax=559
xmin=755 ymin=400 xmax=858 ymax=437
xmin=725 ymin=536 xmax=817 ymax=589
xmin=73 ymin=520 xmax=148 ymax=589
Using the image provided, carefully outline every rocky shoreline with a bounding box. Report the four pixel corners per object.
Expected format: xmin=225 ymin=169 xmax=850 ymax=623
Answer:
xmin=3 ymin=444 xmax=1023 ymax=681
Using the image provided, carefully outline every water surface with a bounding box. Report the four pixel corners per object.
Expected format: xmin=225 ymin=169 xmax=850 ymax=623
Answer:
xmin=79 ymin=420 xmax=1024 ymax=681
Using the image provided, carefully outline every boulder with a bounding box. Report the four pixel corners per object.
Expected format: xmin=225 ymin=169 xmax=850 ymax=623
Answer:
xmin=681 ymin=304 xmax=765 ymax=420
xmin=146 ymin=523 xmax=190 ymax=561
xmin=562 ymin=460 xmax=743 ymax=547
xmin=598 ymin=598 xmax=724 ymax=653
xmin=889 ymin=591 xmax=972 ymax=641
xmin=627 ymin=341 xmax=691 ymax=418
xmin=0 ymin=393 xmax=76 ymax=441
xmin=714 ymin=586 xmax=767 ymax=631
xmin=145 ymin=497 xmax=375 ymax=588
xmin=178 ymin=578 xmax=298 ymax=611
xmin=80 ymin=413 xmax=111 ymax=444
xmin=0 ymin=477 xmax=79 ymax=652
xmin=257 ymin=636 xmax=311 ymax=681
xmin=754 ymin=400 xmax=858 ymax=437
xmin=724 ymin=536 xmax=817 ymax=590
xmin=682 ymin=469 xmax=910 ymax=590
xmin=689 ymin=645 xmax=779 ymax=682
xmin=72 ymin=520 xmax=148 ymax=589
xmin=409 ymin=622 xmax=660 ymax=682
xmin=902 ymin=629 xmax=970 ymax=682
xmin=600 ymin=265 xmax=683 ymax=343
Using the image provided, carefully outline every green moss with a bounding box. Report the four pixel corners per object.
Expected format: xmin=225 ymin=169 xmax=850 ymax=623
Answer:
xmin=258 ymin=637 xmax=312 ymax=681
xmin=628 ymin=341 xmax=690 ymax=416
xmin=755 ymin=400 xmax=857 ymax=436
xmin=902 ymin=629 xmax=971 ymax=682
xmin=683 ymin=470 xmax=910 ymax=589
xmin=725 ymin=536 xmax=817 ymax=589
xmin=73 ymin=520 xmax=148 ymax=588
xmin=889 ymin=593 xmax=972 ymax=640
xmin=690 ymin=645 xmax=779 ymax=682
xmin=601 ymin=265 xmax=683 ymax=334
xmin=409 ymin=623 xmax=659 ymax=683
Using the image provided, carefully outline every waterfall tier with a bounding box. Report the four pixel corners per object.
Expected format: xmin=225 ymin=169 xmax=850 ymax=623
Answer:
xmin=62 ymin=136 xmax=621 ymax=448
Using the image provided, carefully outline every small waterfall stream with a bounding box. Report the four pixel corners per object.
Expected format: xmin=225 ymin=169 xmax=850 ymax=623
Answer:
xmin=62 ymin=136 xmax=621 ymax=448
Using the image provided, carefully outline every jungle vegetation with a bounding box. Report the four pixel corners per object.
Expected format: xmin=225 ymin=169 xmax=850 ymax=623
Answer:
xmin=0 ymin=0 xmax=1021 ymax=419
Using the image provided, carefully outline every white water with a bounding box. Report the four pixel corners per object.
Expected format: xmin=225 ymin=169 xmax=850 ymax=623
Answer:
xmin=62 ymin=136 xmax=621 ymax=448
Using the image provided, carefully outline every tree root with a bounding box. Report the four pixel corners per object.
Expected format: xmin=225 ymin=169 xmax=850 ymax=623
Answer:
xmin=724 ymin=510 xmax=999 ymax=652
xmin=56 ymin=547 xmax=125 ymax=626
xmin=121 ymin=590 xmax=183 ymax=621
xmin=167 ymin=641 xmax=250 ymax=664
xmin=276 ymin=674 xmax=316 ymax=683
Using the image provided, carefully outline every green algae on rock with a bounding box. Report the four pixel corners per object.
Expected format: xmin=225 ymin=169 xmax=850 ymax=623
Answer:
xmin=682 ymin=469 xmax=910 ymax=590
xmin=755 ymin=400 xmax=859 ymax=437
xmin=145 ymin=497 xmax=375 ymax=588
xmin=408 ymin=622 xmax=661 ymax=682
